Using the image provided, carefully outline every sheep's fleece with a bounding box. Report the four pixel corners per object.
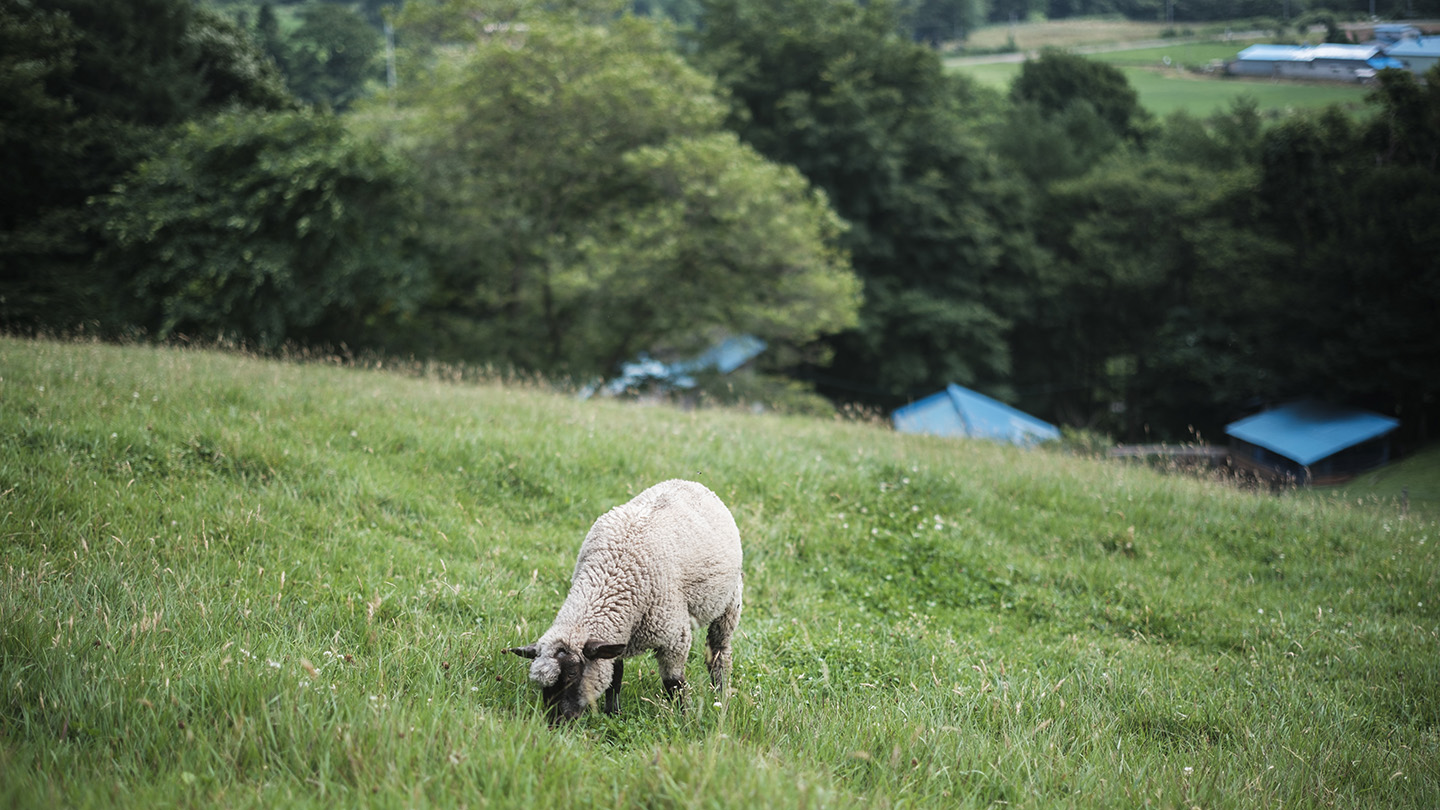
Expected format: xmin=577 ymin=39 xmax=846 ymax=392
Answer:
xmin=505 ymin=479 xmax=743 ymax=721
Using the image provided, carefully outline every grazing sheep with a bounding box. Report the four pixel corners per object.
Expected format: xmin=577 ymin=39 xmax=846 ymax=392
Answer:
xmin=505 ymin=479 xmax=743 ymax=722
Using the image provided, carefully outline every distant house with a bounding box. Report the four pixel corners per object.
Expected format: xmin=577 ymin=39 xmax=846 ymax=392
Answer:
xmin=1385 ymin=37 xmax=1440 ymax=75
xmin=892 ymin=384 xmax=1060 ymax=447
xmin=1228 ymin=44 xmax=1403 ymax=81
xmin=1224 ymin=400 xmax=1400 ymax=484
xmin=1372 ymin=23 xmax=1423 ymax=45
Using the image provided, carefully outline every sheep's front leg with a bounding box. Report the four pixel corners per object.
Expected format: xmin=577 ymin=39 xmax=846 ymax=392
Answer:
xmin=656 ymin=625 xmax=691 ymax=703
xmin=603 ymin=658 xmax=623 ymax=715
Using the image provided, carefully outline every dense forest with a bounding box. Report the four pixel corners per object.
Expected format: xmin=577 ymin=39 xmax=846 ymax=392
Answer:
xmin=2 ymin=0 xmax=1437 ymax=444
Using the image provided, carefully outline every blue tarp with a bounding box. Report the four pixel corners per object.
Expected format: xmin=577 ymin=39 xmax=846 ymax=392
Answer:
xmin=595 ymin=335 xmax=768 ymax=396
xmin=1224 ymin=400 xmax=1399 ymax=466
xmin=892 ymin=384 xmax=1060 ymax=447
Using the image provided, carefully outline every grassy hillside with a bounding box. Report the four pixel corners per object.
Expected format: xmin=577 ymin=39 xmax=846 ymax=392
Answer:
xmin=1310 ymin=444 xmax=1440 ymax=519
xmin=2 ymin=338 xmax=1437 ymax=808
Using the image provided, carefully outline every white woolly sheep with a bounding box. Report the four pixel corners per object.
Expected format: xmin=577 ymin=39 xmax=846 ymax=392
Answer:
xmin=505 ymin=479 xmax=743 ymax=722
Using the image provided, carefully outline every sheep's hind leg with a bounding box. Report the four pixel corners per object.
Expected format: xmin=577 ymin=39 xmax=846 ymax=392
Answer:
xmin=705 ymin=591 xmax=741 ymax=695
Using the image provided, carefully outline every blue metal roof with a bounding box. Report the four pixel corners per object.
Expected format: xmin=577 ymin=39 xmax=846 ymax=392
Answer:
xmin=1224 ymin=400 xmax=1399 ymax=466
xmin=893 ymin=384 xmax=1060 ymax=447
xmin=1236 ymin=43 xmax=1384 ymax=62
xmin=1236 ymin=44 xmax=1307 ymax=61
xmin=1386 ymin=37 xmax=1440 ymax=58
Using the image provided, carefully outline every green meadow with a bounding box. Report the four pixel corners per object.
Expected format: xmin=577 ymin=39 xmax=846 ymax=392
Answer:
xmin=2 ymin=338 xmax=1437 ymax=808
xmin=949 ymin=46 xmax=1371 ymax=117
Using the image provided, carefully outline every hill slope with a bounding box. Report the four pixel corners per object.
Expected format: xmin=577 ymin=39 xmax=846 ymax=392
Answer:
xmin=2 ymin=338 xmax=1436 ymax=808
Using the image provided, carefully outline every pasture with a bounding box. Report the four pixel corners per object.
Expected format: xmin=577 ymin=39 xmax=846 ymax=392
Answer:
xmin=2 ymin=338 xmax=1436 ymax=808
xmin=961 ymin=17 xmax=1215 ymax=51
xmin=949 ymin=50 xmax=1370 ymax=117
xmin=948 ymin=19 xmax=1373 ymax=117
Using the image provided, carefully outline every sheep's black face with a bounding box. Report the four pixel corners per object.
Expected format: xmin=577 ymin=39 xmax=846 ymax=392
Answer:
xmin=542 ymin=647 xmax=587 ymax=723
xmin=505 ymin=639 xmax=626 ymax=724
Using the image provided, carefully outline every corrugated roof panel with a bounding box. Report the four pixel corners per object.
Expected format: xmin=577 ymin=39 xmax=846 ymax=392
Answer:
xmin=1236 ymin=43 xmax=1383 ymax=62
xmin=1224 ymin=400 xmax=1399 ymax=466
xmin=893 ymin=384 xmax=1059 ymax=447
xmin=893 ymin=389 xmax=968 ymax=437
xmin=1387 ymin=38 xmax=1440 ymax=57
xmin=1309 ymin=44 xmax=1381 ymax=60
xmin=1236 ymin=44 xmax=1307 ymax=61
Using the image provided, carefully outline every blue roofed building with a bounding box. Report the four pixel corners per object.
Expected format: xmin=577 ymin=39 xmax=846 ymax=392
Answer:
xmin=1372 ymin=23 xmax=1423 ymax=45
xmin=1224 ymin=400 xmax=1400 ymax=484
xmin=1385 ymin=36 xmax=1440 ymax=75
xmin=1228 ymin=43 xmax=1403 ymax=81
xmin=893 ymin=384 xmax=1060 ymax=448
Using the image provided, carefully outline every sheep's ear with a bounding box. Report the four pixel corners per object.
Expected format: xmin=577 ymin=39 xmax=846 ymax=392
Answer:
xmin=583 ymin=640 xmax=625 ymax=660
xmin=504 ymin=644 xmax=540 ymax=659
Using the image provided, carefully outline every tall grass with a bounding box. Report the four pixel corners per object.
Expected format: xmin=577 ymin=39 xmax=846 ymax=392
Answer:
xmin=2 ymin=338 xmax=1436 ymax=808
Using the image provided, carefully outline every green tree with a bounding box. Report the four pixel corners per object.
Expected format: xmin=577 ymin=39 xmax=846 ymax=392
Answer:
xmin=382 ymin=10 xmax=859 ymax=375
xmin=693 ymin=0 xmax=1040 ymax=402
xmin=1010 ymin=49 xmax=1151 ymax=145
xmin=98 ymin=110 xmax=428 ymax=350
xmin=254 ymin=3 xmax=286 ymax=69
xmin=0 ymin=0 xmax=290 ymax=332
xmin=1246 ymin=69 xmax=1440 ymax=439
xmin=900 ymin=0 xmax=984 ymax=46
xmin=284 ymin=3 xmax=381 ymax=109
xmin=1021 ymin=156 xmax=1283 ymax=438
xmin=989 ymin=98 xmax=1123 ymax=184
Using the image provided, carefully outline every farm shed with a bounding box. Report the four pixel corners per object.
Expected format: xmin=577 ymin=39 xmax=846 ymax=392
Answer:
xmin=1227 ymin=44 xmax=1403 ymax=81
xmin=1224 ymin=400 xmax=1399 ymax=484
xmin=1371 ymin=23 xmax=1423 ymax=45
xmin=892 ymin=384 xmax=1060 ymax=447
xmin=1385 ymin=37 xmax=1440 ymax=75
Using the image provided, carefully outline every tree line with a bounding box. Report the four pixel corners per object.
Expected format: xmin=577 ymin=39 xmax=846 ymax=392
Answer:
xmin=2 ymin=0 xmax=1436 ymax=443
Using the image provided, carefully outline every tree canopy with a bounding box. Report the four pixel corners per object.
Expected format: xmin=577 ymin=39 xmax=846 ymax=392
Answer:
xmin=377 ymin=9 xmax=860 ymax=375
xmin=0 ymin=0 xmax=291 ymax=331
xmin=98 ymin=109 xmax=428 ymax=350
xmin=693 ymin=0 xmax=1039 ymax=401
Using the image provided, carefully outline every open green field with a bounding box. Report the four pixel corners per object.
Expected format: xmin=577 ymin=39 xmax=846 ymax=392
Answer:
xmin=3 ymin=338 xmax=1437 ymax=808
xmin=951 ymin=54 xmax=1370 ymax=117
xmin=962 ymin=18 xmax=1221 ymax=51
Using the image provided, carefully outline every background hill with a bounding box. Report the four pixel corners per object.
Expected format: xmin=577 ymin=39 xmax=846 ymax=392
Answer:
xmin=2 ymin=338 xmax=1436 ymax=807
